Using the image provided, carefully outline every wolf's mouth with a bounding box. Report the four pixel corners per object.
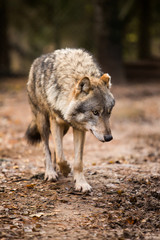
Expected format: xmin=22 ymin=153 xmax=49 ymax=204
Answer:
xmin=90 ymin=129 xmax=105 ymax=142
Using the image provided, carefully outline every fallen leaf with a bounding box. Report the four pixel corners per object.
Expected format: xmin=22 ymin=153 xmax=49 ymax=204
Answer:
xmin=117 ymin=189 xmax=124 ymax=195
xmin=30 ymin=212 xmax=44 ymax=218
xmin=125 ymin=216 xmax=137 ymax=225
xmin=25 ymin=184 xmax=35 ymax=189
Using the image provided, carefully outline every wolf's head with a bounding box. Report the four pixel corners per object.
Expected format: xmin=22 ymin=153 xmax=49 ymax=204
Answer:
xmin=65 ymin=74 xmax=115 ymax=142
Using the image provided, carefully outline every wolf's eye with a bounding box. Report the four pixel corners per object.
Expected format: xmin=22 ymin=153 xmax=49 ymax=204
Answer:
xmin=92 ymin=110 xmax=99 ymax=116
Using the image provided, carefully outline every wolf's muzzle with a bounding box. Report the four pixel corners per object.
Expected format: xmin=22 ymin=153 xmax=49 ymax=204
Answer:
xmin=104 ymin=135 xmax=113 ymax=142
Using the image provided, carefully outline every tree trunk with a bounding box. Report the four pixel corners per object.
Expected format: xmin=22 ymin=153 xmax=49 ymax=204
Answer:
xmin=137 ymin=0 xmax=151 ymax=59
xmin=94 ymin=0 xmax=125 ymax=83
xmin=0 ymin=0 xmax=10 ymax=75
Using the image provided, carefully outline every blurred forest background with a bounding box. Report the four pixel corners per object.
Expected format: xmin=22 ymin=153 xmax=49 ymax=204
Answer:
xmin=0 ymin=0 xmax=160 ymax=83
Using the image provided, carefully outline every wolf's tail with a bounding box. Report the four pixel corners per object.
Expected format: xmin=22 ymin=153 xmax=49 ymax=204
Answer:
xmin=25 ymin=120 xmax=42 ymax=145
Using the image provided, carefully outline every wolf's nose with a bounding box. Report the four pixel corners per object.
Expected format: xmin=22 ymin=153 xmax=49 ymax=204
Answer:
xmin=104 ymin=135 xmax=113 ymax=142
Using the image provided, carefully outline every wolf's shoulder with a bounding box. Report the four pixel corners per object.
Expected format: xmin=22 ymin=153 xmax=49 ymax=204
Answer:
xmin=54 ymin=48 xmax=102 ymax=78
xmin=32 ymin=48 xmax=98 ymax=67
xmin=54 ymin=48 xmax=95 ymax=64
xmin=31 ymin=48 xmax=101 ymax=79
xmin=32 ymin=48 xmax=89 ymax=63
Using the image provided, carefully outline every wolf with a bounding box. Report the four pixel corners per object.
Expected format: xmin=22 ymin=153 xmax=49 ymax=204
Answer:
xmin=25 ymin=48 xmax=115 ymax=192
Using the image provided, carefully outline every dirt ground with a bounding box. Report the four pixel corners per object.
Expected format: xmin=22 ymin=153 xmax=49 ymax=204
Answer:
xmin=0 ymin=79 xmax=160 ymax=240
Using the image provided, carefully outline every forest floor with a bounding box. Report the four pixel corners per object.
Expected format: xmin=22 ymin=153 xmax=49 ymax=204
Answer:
xmin=0 ymin=78 xmax=160 ymax=240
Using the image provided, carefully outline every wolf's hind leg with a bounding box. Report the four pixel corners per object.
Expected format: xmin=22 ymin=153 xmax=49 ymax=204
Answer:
xmin=50 ymin=117 xmax=71 ymax=177
xmin=73 ymin=129 xmax=92 ymax=192
xmin=37 ymin=113 xmax=58 ymax=181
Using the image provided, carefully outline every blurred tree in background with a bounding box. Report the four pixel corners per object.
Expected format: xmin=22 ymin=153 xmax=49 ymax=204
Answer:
xmin=94 ymin=0 xmax=125 ymax=82
xmin=0 ymin=0 xmax=10 ymax=75
xmin=0 ymin=0 xmax=160 ymax=82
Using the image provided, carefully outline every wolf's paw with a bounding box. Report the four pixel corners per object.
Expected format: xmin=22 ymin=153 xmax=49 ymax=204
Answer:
xmin=74 ymin=172 xmax=92 ymax=193
xmin=58 ymin=161 xmax=71 ymax=177
xmin=45 ymin=169 xmax=58 ymax=181
xmin=75 ymin=181 xmax=92 ymax=193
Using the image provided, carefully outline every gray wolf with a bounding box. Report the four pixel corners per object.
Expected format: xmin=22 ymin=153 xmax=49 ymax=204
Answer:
xmin=25 ymin=48 xmax=115 ymax=192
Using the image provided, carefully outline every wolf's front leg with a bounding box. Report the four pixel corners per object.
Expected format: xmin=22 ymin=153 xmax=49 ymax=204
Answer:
xmin=44 ymin=141 xmax=58 ymax=181
xmin=50 ymin=117 xmax=71 ymax=177
xmin=73 ymin=129 xmax=92 ymax=192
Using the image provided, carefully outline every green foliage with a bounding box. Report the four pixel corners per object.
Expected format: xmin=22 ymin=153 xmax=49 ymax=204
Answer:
xmin=1 ymin=0 xmax=160 ymax=74
xmin=8 ymin=0 xmax=94 ymax=58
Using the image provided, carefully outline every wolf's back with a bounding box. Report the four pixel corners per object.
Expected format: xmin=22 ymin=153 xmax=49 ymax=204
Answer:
xmin=27 ymin=48 xmax=102 ymax=115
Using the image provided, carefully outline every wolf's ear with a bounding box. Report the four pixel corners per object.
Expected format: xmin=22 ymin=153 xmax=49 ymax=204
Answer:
xmin=75 ymin=77 xmax=91 ymax=95
xmin=100 ymin=73 xmax=111 ymax=89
